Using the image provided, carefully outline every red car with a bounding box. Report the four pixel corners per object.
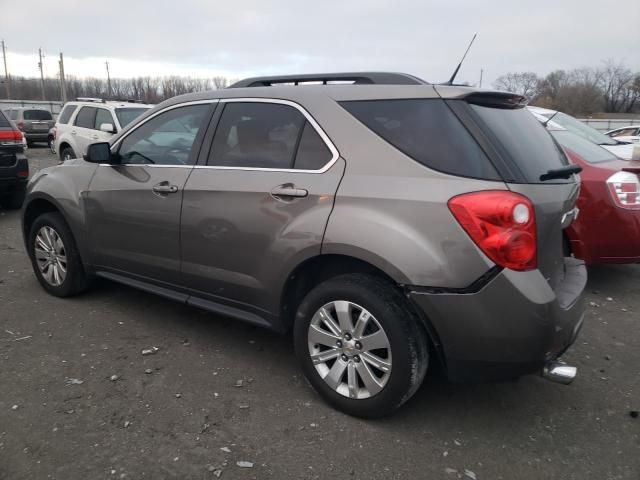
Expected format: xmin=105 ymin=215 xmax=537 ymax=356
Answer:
xmin=548 ymin=127 xmax=640 ymax=264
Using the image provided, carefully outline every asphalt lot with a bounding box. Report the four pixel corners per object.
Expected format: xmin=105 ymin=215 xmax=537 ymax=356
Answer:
xmin=1 ymin=147 xmax=639 ymax=480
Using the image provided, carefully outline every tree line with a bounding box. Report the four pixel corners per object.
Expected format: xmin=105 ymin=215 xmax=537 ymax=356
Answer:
xmin=0 ymin=75 xmax=234 ymax=104
xmin=493 ymin=59 xmax=640 ymax=116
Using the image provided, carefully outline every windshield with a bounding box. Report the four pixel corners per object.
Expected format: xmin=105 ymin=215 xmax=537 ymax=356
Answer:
xmin=542 ymin=111 xmax=617 ymax=146
xmin=115 ymin=108 xmax=149 ymax=127
xmin=24 ymin=110 xmax=52 ymax=121
xmin=551 ymin=130 xmax=619 ymax=164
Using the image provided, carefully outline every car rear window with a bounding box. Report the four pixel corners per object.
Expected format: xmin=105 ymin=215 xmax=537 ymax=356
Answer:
xmin=551 ymin=130 xmax=618 ymax=164
xmin=0 ymin=111 xmax=11 ymax=128
xmin=24 ymin=110 xmax=53 ymax=121
xmin=469 ymin=104 xmax=569 ymax=183
xmin=58 ymin=105 xmax=77 ymax=124
xmin=340 ymin=99 xmax=500 ymax=180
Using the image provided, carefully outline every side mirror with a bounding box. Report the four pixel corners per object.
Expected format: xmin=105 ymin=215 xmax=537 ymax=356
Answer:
xmin=84 ymin=142 xmax=112 ymax=163
xmin=99 ymin=123 xmax=116 ymax=134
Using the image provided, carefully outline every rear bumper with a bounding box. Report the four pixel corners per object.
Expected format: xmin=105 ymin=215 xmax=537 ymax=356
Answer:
xmin=409 ymin=257 xmax=586 ymax=382
xmin=24 ymin=132 xmax=50 ymax=142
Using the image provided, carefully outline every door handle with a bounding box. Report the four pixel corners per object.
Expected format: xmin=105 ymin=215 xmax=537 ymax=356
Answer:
xmin=71 ymin=130 xmax=77 ymax=135
xmin=91 ymin=135 xmax=99 ymax=140
xmin=271 ymin=185 xmax=309 ymax=199
xmin=152 ymin=182 xmax=179 ymax=194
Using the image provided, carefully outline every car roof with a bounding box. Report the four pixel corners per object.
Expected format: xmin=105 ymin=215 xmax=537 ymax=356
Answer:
xmin=66 ymin=101 xmax=154 ymax=108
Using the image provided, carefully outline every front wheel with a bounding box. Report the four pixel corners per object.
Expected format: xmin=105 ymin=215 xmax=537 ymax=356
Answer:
xmin=28 ymin=212 xmax=90 ymax=297
xmin=293 ymin=273 xmax=429 ymax=418
xmin=60 ymin=147 xmax=76 ymax=162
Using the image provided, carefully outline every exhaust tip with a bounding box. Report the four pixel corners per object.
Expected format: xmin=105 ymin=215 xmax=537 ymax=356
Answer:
xmin=542 ymin=361 xmax=577 ymax=385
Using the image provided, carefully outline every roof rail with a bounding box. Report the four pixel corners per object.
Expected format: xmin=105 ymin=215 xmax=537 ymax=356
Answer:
xmin=75 ymin=97 xmax=106 ymax=103
xmin=229 ymin=72 xmax=428 ymax=88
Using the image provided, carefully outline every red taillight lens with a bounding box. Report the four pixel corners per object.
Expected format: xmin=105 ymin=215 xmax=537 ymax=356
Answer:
xmin=448 ymin=191 xmax=537 ymax=271
xmin=606 ymin=171 xmax=640 ymax=210
xmin=0 ymin=129 xmax=23 ymax=145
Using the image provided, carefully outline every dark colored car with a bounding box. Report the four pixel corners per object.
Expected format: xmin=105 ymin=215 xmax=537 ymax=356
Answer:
xmin=4 ymin=107 xmax=56 ymax=146
xmin=22 ymin=72 xmax=586 ymax=417
xmin=549 ymin=127 xmax=640 ymax=264
xmin=0 ymin=110 xmax=29 ymax=209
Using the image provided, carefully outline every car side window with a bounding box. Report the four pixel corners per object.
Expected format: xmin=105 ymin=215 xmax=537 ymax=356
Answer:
xmin=74 ymin=107 xmax=96 ymax=129
xmin=294 ymin=121 xmax=332 ymax=170
xmin=208 ymin=102 xmax=305 ymax=169
xmin=95 ymin=108 xmax=115 ymax=131
xmin=116 ymin=104 xmax=209 ymax=166
xmin=58 ymin=105 xmax=77 ymax=124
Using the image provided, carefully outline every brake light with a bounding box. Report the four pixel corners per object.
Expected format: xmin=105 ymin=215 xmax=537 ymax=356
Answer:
xmin=606 ymin=171 xmax=640 ymax=210
xmin=448 ymin=191 xmax=537 ymax=271
xmin=0 ymin=130 xmax=23 ymax=145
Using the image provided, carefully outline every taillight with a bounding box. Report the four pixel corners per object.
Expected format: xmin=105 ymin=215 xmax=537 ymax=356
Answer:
xmin=0 ymin=130 xmax=23 ymax=145
xmin=448 ymin=191 xmax=537 ymax=271
xmin=606 ymin=171 xmax=640 ymax=210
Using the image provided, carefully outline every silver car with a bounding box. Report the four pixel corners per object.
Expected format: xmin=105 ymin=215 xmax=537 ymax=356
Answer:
xmin=22 ymin=73 xmax=586 ymax=417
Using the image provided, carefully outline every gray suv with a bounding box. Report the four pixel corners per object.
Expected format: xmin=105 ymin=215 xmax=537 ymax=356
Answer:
xmin=21 ymin=73 xmax=586 ymax=417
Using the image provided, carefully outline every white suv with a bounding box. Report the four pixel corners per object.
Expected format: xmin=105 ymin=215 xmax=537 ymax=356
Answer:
xmin=54 ymin=98 xmax=153 ymax=161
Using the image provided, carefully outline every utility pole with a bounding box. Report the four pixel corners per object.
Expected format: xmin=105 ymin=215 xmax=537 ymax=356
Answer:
xmin=38 ymin=48 xmax=46 ymax=100
xmin=1 ymin=40 xmax=10 ymax=99
xmin=479 ymin=68 xmax=484 ymax=88
xmin=58 ymin=52 xmax=67 ymax=102
xmin=105 ymin=60 xmax=112 ymax=98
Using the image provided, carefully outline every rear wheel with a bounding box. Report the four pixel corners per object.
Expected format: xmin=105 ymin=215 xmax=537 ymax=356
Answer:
xmin=293 ymin=273 xmax=429 ymax=418
xmin=60 ymin=147 xmax=76 ymax=162
xmin=28 ymin=212 xmax=90 ymax=297
xmin=48 ymin=136 xmax=55 ymax=154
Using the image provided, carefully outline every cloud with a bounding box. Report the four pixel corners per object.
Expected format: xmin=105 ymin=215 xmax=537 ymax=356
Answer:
xmin=2 ymin=0 xmax=639 ymax=86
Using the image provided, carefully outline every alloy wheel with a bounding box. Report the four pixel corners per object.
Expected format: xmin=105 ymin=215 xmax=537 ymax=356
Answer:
xmin=307 ymin=300 xmax=392 ymax=399
xmin=34 ymin=226 xmax=67 ymax=287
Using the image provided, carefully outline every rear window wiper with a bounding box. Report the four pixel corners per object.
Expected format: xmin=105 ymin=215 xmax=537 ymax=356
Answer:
xmin=539 ymin=165 xmax=582 ymax=181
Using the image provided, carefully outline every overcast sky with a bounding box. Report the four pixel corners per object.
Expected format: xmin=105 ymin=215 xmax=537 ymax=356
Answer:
xmin=3 ymin=0 xmax=639 ymax=87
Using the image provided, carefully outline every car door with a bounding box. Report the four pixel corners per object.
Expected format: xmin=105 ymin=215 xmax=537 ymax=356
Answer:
xmin=72 ymin=106 xmax=97 ymax=156
xmin=180 ymin=99 xmax=344 ymax=316
xmin=85 ymin=101 xmax=214 ymax=284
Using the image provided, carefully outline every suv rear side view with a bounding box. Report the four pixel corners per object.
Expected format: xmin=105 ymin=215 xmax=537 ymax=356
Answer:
xmin=0 ymin=109 xmax=29 ymax=209
xmin=22 ymin=73 xmax=586 ymax=417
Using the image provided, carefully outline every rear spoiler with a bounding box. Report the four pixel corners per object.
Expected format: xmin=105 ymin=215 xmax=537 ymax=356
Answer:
xmin=464 ymin=92 xmax=527 ymax=109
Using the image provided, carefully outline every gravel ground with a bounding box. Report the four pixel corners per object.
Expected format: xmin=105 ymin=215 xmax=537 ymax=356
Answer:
xmin=1 ymin=147 xmax=639 ymax=479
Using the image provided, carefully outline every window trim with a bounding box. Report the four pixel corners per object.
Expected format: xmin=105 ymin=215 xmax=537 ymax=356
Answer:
xmin=198 ymin=98 xmax=339 ymax=174
xmin=106 ymin=98 xmax=339 ymax=172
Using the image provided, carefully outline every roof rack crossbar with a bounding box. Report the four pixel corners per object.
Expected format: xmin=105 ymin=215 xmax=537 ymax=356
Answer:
xmin=229 ymin=72 xmax=427 ymax=88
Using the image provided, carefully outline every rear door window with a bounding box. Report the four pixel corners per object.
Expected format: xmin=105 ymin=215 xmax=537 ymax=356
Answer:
xmin=58 ymin=105 xmax=77 ymax=124
xmin=294 ymin=121 xmax=332 ymax=170
xmin=74 ymin=107 xmax=96 ymax=129
xmin=24 ymin=110 xmax=53 ymax=121
xmin=469 ymin=104 xmax=569 ymax=183
xmin=340 ymin=99 xmax=500 ymax=180
xmin=208 ymin=102 xmax=305 ymax=169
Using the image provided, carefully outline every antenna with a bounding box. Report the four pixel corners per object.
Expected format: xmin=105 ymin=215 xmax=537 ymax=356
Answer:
xmin=447 ymin=33 xmax=477 ymax=85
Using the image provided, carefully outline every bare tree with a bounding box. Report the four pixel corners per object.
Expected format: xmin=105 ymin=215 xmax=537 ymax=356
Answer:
xmin=493 ymin=72 xmax=539 ymax=99
xmin=597 ymin=59 xmax=635 ymax=112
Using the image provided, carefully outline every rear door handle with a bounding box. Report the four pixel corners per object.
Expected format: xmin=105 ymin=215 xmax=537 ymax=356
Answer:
xmin=91 ymin=135 xmax=99 ymax=140
xmin=152 ymin=182 xmax=179 ymax=194
xmin=271 ymin=185 xmax=308 ymax=199
xmin=71 ymin=130 xmax=77 ymax=135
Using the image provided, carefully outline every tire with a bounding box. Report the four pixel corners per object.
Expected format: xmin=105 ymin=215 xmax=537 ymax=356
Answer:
xmin=293 ymin=273 xmax=429 ymax=418
xmin=48 ymin=137 xmax=55 ymax=154
xmin=28 ymin=212 xmax=90 ymax=297
xmin=60 ymin=146 xmax=76 ymax=162
xmin=3 ymin=185 xmax=26 ymax=210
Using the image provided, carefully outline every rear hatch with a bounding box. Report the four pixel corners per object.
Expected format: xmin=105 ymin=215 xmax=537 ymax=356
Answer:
xmin=22 ymin=109 xmax=55 ymax=133
xmin=447 ymin=93 xmax=580 ymax=291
